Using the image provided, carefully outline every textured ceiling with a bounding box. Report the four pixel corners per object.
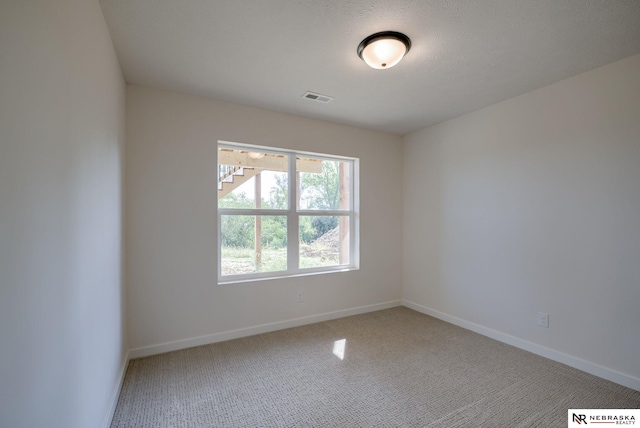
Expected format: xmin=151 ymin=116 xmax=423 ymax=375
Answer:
xmin=99 ymin=0 xmax=640 ymax=135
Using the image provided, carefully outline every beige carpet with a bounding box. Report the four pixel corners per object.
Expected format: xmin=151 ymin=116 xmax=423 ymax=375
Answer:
xmin=111 ymin=307 xmax=639 ymax=427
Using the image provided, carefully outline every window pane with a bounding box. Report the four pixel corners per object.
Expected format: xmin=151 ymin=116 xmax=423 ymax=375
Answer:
xmin=297 ymin=158 xmax=350 ymax=211
xmin=218 ymin=148 xmax=288 ymax=209
xmin=221 ymin=215 xmax=287 ymax=276
xmin=299 ymin=215 xmax=350 ymax=268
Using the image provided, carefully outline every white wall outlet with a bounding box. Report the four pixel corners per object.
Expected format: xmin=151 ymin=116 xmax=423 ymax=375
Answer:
xmin=537 ymin=312 xmax=549 ymax=328
xmin=297 ymin=291 xmax=304 ymax=302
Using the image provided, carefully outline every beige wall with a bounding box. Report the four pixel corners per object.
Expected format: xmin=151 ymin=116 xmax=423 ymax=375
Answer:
xmin=403 ymin=54 xmax=640 ymax=388
xmin=0 ymin=1 xmax=126 ymax=427
xmin=125 ymin=85 xmax=403 ymax=352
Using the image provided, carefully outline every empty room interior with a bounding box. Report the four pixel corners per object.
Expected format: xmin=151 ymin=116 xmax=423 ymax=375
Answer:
xmin=2 ymin=1 xmax=640 ymax=427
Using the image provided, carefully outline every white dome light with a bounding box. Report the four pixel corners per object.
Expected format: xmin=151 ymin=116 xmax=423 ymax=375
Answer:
xmin=357 ymin=31 xmax=411 ymax=70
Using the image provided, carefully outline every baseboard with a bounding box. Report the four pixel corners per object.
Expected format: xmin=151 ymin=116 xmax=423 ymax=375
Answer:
xmin=129 ymin=300 xmax=403 ymax=359
xmin=402 ymin=300 xmax=640 ymax=392
xmin=102 ymin=349 xmax=130 ymax=428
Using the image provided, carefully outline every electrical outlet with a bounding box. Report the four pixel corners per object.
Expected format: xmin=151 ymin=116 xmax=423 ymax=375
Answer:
xmin=297 ymin=291 xmax=304 ymax=302
xmin=537 ymin=312 xmax=549 ymax=328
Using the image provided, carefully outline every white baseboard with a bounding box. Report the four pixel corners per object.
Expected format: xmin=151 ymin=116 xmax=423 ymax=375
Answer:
xmin=102 ymin=349 xmax=130 ymax=428
xmin=402 ymin=299 xmax=640 ymax=392
xmin=128 ymin=300 xmax=403 ymax=359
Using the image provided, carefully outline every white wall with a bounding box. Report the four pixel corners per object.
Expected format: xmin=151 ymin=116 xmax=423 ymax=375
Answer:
xmin=0 ymin=1 xmax=126 ymax=427
xmin=403 ymin=54 xmax=640 ymax=388
xmin=126 ymin=85 xmax=403 ymax=352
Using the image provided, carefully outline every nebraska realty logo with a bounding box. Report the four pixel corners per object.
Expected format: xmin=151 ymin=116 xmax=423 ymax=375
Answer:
xmin=569 ymin=409 xmax=639 ymax=426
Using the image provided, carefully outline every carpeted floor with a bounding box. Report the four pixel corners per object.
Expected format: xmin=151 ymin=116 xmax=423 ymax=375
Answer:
xmin=111 ymin=307 xmax=639 ymax=427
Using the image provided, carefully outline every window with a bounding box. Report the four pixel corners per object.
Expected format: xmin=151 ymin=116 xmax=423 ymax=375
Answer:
xmin=217 ymin=141 xmax=359 ymax=282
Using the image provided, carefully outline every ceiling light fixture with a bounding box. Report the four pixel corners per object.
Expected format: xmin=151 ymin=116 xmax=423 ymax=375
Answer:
xmin=357 ymin=31 xmax=411 ymax=70
xmin=247 ymin=152 xmax=265 ymax=159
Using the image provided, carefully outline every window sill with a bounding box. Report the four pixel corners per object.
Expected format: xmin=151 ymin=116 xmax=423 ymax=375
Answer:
xmin=218 ymin=266 xmax=359 ymax=285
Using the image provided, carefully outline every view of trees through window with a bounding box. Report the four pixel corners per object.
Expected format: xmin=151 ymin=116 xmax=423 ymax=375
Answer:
xmin=218 ymin=146 xmax=354 ymax=278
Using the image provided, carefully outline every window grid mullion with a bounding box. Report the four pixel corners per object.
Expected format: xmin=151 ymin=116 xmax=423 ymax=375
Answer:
xmin=287 ymin=154 xmax=299 ymax=273
xmin=219 ymin=208 xmax=288 ymax=216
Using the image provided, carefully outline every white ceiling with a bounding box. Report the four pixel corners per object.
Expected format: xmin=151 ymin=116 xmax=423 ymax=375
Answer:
xmin=99 ymin=0 xmax=640 ymax=135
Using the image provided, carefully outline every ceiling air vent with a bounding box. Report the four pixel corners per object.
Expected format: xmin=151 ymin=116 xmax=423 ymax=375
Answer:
xmin=302 ymin=91 xmax=334 ymax=103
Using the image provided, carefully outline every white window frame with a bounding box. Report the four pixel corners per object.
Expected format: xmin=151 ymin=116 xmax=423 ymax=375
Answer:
xmin=217 ymin=141 xmax=359 ymax=284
